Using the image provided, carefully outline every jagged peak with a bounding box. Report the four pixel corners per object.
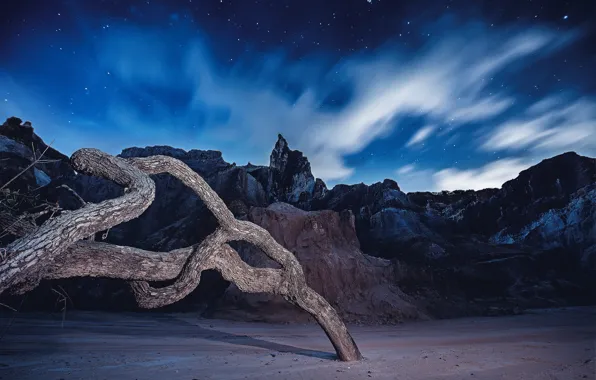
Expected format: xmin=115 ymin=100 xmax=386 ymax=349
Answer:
xmin=267 ymin=133 xmax=320 ymax=203
xmin=269 ymin=133 xmax=311 ymax=172
xmin=272 ymin=134 xmax=288 ymax=154
xmin=270 ymin=134 xmax=289 ymax=171
xmin=380 ymin=178 xmax=400 ymax=191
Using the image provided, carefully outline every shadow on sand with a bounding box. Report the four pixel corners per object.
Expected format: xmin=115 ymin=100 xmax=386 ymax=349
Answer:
xmin=0 ymin=311 xmax=338 ymax=361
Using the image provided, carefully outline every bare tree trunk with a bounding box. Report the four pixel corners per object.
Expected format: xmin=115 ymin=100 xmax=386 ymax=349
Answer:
xmin=0 ymin=149 xmax=363 ymax=361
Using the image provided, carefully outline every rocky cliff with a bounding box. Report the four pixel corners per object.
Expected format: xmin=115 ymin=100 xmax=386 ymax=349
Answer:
xmin=1 ymin=117 xmax=594 ymax=320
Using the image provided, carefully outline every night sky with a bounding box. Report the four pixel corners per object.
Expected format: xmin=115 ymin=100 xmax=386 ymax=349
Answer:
xmin=1 ymin=0 xmax=595 ymax=192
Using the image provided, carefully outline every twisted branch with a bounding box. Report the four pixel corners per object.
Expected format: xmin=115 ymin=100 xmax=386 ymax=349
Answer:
xmin=0 ymin=149 xmax=362 ymax=361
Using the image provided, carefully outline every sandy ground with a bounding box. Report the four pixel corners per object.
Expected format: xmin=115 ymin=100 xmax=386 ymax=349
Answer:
xmin=0 ymin=307 xmax=594 ymax=380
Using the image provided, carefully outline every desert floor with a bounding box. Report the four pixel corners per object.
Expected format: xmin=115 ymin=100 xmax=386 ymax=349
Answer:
xmin=0 ymin=307 xmax=594 ymax=380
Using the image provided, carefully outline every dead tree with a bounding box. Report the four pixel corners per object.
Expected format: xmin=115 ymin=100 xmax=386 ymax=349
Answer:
xmin=0 ymin=148 xmax=363 ymax=361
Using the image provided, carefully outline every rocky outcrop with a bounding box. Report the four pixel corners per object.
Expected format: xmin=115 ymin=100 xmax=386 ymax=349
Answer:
xmin=245 ymin=134 xmax=328 ymax=206
xmin=214 ymin=203 xmax=425 ymax=323
xmin=491 ymin=183 xmax=596 ymax=271
xmin=403 ymin=153 xmax=596 ymax=310
xmin=408 ymin=188 xmax=498 ymax=223
xmin=208 ymin=166 xmax=268 ymax=217
xmin=0 ymin=117 xmax=73 ymax=191
xmin=457 ymin=152 xmax=596 ymax=237
xmin=119 ymin=146 xmax=231 ymax=178
xmin=268 ymin=134 xmax=317 ymax=203
xmin=416 ymin=152 xmax=596 ymax=277
xmin=311 ymin=179 xmax=439 ymax=258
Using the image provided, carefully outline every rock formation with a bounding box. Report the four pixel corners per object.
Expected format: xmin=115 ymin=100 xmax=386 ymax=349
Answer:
xmin=244 ymin=134 xmax=328 ymax=206
xmin=0 ymin=117 xmax=73 ymax=191
xmin=1 ymin=117 xmax=594 ymax=322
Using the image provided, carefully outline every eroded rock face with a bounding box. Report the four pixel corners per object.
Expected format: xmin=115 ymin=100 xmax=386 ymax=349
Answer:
xmin=491 ymin=184 xmax=596 ymax=270
xmin=426 ymin=153 xmax=596 ymax=283
xmin=208 ymin=166 xmax=268 ymax=216
xmin=215 ymin=203 xmax=426 ymax=323
xmin=311 ymin=179 xmax=435 ymax=258
xmin=460 ymin=152 xmax=596 ymax=237
xmin=413 ymin=154 xmax=596 ymax=309
xmin=408 ymin=189 xmax=499 ymax=223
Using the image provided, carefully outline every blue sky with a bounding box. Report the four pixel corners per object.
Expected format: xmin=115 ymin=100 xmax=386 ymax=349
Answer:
xmin=1 ymin=0 xmax=595 ymax=192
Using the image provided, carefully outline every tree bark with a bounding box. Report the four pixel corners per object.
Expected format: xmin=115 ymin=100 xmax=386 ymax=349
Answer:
xmin=0 ymin=149 xmax=363 ymax=362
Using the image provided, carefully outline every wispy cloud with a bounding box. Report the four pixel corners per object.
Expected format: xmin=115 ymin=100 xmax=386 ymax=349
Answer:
xmin=481 ymin=96 xmax=596 ymax=156
xmin=450 ymin=95 xmax=513 ymax=123
xmin=433 ymin=158 xmax=531 ymax=191
xmin=434 ymin=94 xmax=595 ymax=192
xmin=394 ymin=164 xmax=436 ymax=193
xmin=313 ymin=27 xmax=567 ymax=164
xmin=397 ymin=164 xmax=416 ymax=175
xmin=406 ymin=125 xmax=435 ymax=147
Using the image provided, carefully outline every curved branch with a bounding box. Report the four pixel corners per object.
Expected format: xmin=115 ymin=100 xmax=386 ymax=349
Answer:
xmin=0 ymin=148 xmax=156 ymax=294
xmin=128 ymin=157 xmax=237 ymax=229
xmin=1 ymin=211 xmax=191 ymax=282
xmin=129 ymin=228 xmax=228 ymax=308
xmin=128 ymin=155 xmax=362 ymax=361
xmin=47 ymin=240 xmax=192 ymax=281
xmin=211 ymin=245 xmax=361 ymax=362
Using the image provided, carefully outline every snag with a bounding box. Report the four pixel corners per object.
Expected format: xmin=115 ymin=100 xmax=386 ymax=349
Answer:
xmin=0 ymin=149 xmax=362 ymax=361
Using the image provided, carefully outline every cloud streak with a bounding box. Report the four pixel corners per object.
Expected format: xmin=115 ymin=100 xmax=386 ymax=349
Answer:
xmin=481 ymin=96 xmax=596 ymax=155
xmin=406 ymin=125 xmax=435 ymax=147
xmin=434 ymin=158 xmax=531 ymax=191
